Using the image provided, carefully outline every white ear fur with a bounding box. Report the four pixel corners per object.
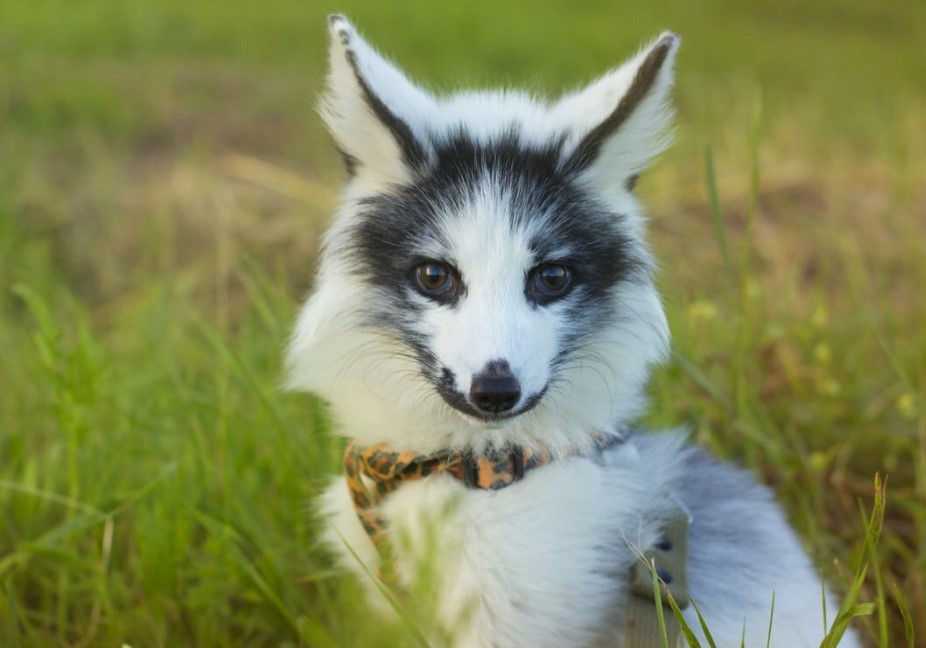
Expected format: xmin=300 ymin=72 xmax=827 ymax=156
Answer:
xmin=321 ymin=15 xmax=435 ymax=182
xmin=556 ymin=32 xmax=680 ymax=189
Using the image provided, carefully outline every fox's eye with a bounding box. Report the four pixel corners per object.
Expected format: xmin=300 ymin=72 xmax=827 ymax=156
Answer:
xmin=414 ymin=261 xmax=458 ymax=300
xmin=528 ymin=264 xmax=573 ymax=304
xmin=537 ymin=266 xmax=570 ymax=292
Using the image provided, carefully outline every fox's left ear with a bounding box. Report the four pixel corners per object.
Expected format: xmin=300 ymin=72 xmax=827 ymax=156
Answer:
xmin=321 ymin=16 xmax=434 ymax=183
xmin=558 ymin=32 xmax=680 ymax=191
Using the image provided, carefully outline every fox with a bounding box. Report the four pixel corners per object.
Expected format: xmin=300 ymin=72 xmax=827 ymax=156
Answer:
xmin=285 ymin=15 xmax=861 ymax=648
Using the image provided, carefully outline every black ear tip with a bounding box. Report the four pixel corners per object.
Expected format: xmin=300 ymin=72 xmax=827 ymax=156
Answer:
xmin=327 ymin=14 xmax=353 ymax=48
xmin=656 ymin=32 xmax=681 ymax=50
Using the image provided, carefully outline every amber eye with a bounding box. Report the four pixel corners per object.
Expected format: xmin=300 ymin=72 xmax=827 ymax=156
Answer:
xmin=414 ymin=261 xmax=456 ymax=298
xmin=528 ymin=264 xmax=573 ymax=303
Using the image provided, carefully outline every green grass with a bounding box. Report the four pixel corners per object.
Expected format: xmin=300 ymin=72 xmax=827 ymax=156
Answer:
xmin=1 ymin=0 xmax=924 ymax=645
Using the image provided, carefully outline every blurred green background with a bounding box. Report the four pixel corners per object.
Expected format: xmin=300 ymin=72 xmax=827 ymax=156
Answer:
xmin=1 ymin=0 xmax=923 ymax=646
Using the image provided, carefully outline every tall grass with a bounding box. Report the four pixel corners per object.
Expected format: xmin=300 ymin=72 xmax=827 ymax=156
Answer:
xmin=1 ymin=0 xmax=924 ymax=645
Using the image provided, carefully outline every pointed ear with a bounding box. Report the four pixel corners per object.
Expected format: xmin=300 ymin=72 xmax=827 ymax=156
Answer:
xmin=321 ymin=16 xmax=433 ymax=181
xmin=558 ymin=32 xmax=680 ymax=188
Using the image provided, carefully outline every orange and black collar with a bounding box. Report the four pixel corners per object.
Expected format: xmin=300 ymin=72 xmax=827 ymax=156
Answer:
xmin=344 ymin=442 xmax=553 ymax=545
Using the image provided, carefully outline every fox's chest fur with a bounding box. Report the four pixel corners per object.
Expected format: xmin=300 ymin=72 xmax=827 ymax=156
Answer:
xmin=320 ymin=433 xmax=856 ymax=648
xmin=288 ymin=15 xmax=860 ymax=648
xmin=323 ymin=438 xmax=667 ymax=647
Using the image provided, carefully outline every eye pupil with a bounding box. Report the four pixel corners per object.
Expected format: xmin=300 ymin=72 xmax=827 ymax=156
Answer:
xmin=422 ymin=264 xmax=445 ymax=288
xmin=530 ymin=263 xmax=572 ymax=302
xmin=541 ymin=267 xmax=567 ymax=290
xmin=414 ymin=261 xmax=457 ymax=298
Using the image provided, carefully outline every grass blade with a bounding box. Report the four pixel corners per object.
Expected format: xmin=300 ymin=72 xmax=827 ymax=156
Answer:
xmin=819 ymin=474 xmax=886 ymax=648
xmin=193 ymin=508 xmax=303 ymax=638
xmin=821 ymin=577 xmax=827 ymax=634
xmin=651 ymin=558 xmax=669 ymax=648
xmin=891 ymin=583 xmax=915 ymax=648
xmin=765 ymin=590 xmax=775 ymax=648
xmin=704 ymin=146 xmax=733 ymax=277
xmin=337 ymin=531 xmax=430 ymax=648
xmin=689 ymin=597 xmax=717 ymax=648
xmin=665 ymin=589 xmax=701 ymax=648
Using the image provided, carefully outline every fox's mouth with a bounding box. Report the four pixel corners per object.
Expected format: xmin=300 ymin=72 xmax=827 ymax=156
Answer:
xmin=435 ymin=382 xmax=547 ymax=423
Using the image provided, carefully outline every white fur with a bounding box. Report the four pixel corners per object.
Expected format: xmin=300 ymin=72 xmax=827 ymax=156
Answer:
xmin=320 ymin=433 xmax=858 ymax=647
xmin=290 ymin=16 xmax=861 ymax=647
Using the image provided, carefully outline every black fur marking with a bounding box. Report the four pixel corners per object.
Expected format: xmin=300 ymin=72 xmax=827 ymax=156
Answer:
xmin=347 ymin=130 xmax=648 ymax=403
xmin=342 ymin=47 xmax=428 ymax=171
xmin=563 ymin=34 xmax=676 ymax=174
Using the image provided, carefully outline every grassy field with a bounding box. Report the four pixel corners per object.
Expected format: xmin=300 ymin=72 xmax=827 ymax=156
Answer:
xmin=1 ymin=0 xmax=924 ymax=645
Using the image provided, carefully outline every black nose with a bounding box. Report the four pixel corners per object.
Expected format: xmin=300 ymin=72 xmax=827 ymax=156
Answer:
xmin=470 ymin=361 xmax=521 ymax=413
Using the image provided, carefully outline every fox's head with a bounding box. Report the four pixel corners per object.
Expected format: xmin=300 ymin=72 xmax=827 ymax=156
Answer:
xmin=286 ymin=16 xmax=678 ymax=456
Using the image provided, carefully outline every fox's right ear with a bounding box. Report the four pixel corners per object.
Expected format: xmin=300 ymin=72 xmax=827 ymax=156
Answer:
xmin=322 ymin=16 xmax=433 ymax=183
xmin=557 ymin=33 xmax=680 ymax=192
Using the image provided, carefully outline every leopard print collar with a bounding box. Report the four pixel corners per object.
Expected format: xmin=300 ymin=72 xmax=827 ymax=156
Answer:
xmin=344 ymin=442 xmax=553 ymax=548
